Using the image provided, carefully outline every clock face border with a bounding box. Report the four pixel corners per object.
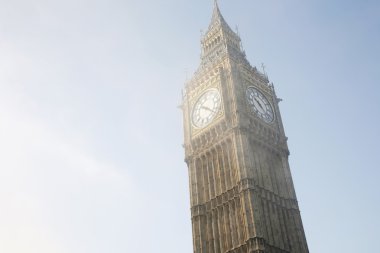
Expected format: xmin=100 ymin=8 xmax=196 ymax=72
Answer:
xmin=191 ymin=88 xmax=222 ymax=129
xmin=246 ymin=86 xmax=275 ymax=124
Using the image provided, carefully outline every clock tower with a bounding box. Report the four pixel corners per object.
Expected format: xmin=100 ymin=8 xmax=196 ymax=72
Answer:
xmin=182 ymin=2 xmax=309 ymax=253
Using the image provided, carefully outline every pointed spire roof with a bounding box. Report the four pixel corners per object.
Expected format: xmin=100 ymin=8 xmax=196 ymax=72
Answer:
xmin=211 ymin=1 xmax=222 ymax=23
xmin=206 ymin=0 xmax=235 ymax=35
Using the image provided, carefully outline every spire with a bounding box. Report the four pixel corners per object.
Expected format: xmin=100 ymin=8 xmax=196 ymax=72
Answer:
xmin=207 ymin=0 xmax=234 ymax=34
xmin=211 ymin=0 xmax=222 ymax=24
xmin=200 ymin=1 xmax=245 ymax=65
xmin=214 ymin=0 xmax=219 ymax=9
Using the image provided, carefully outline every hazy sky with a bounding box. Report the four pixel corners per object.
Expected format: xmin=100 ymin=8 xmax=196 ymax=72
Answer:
xmin=0 ymin=0 xmax=379 ymax=252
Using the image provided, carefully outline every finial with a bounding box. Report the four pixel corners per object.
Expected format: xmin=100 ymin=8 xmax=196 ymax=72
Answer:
xmin=235 ymin=25 xmax=240 ymax=36
xmin=261 ymin=63 xmax=268 ymax=77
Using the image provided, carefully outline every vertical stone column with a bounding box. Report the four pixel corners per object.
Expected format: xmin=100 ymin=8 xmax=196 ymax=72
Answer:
xmin=220 ymin=143 xmax=230 ymax=191
xmin=229 ymin=200 xmax=238 ymax=248
xmin=202 ymin=155 xmax=210 ymax=203
xmin=213 ymin=148 xmax=222 ymax=197
xmin=281 ymin=155 xmax=297 ymax=199
xmin=216 ymin=145 xmax=224 ymax=195
xmin=234 ymin=197 xmax=243 ymax=245
xmin=194 ymin=158 xmax=203 ymax=205
xmin=207 ymin=152 xmax=216 ymax=200
xmin=212 ymin=209 xmax=221 ymax=253
xmin=206 ymin=212 xmax=215 ymax=252
xmin=224 ymin=204 xmax=233 ymax=250
xmin=217 ymin=207 xmax=225 ymax=252
xmin=192 ymin=210 xmax=207 ymax=253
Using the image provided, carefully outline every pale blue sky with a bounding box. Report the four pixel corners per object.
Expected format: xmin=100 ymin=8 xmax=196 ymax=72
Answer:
xmin=0 ymin=0 xmax=379 ymax=252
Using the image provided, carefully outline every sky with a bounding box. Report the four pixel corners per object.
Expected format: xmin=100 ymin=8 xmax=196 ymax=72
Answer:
xmin=0 ymin=0 xmax=379 ymax=252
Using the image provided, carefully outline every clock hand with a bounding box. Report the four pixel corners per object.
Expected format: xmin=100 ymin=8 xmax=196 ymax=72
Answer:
xmin=254 ymin=98 xmax=265 ymax=110
xmin=201 ymin=106 xmax=216 ymax=113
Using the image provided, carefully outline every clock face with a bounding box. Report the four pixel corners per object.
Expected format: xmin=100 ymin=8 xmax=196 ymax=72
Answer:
xmin=192 ymin=89 xmax=222 ymax=128
xmin=246 ymin=87 xmax=274 ymax=123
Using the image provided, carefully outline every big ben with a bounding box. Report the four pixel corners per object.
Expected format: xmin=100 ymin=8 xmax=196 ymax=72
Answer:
xmin=182 ymin=2 xmax=309 ymax=253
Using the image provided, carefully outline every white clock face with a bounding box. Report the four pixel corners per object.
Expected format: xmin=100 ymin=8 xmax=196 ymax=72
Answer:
xmin=192 ymin=89 xmax=221 ymax=128
xmin=246 ymin=87 xmax=274 ymax=123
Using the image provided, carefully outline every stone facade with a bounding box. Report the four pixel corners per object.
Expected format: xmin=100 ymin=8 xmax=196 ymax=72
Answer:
xmin=182 ymin=3 xmax=309 ymax=253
